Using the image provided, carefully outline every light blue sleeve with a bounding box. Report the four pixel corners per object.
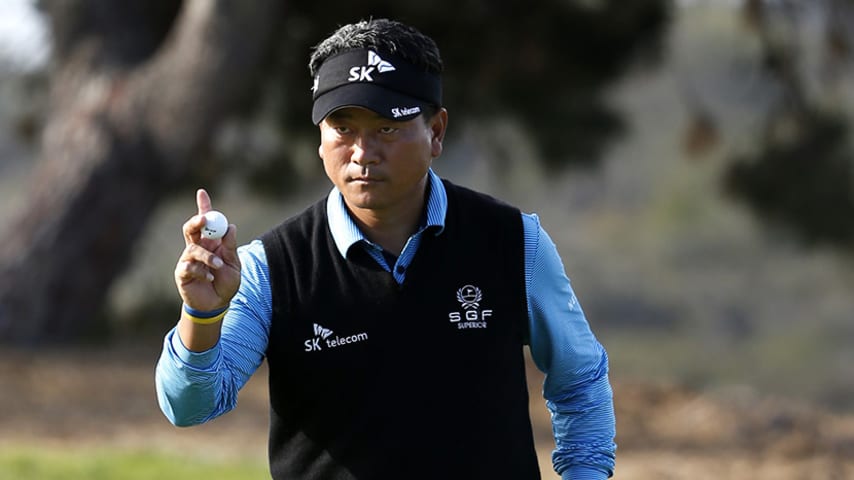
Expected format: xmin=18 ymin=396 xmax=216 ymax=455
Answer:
xmin=522 ymin=213 xmax=616 ymax=479
xmin=155 ymin=239 xmax=272 ymax=427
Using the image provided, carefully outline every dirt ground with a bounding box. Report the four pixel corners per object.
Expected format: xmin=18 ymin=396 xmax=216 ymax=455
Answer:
xmin=1 ymin=344 xmax=853 ymax=479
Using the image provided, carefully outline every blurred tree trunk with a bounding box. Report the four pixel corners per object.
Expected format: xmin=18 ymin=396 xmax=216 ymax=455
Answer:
xmin=0 ymin=0 xmax=280 ymax=344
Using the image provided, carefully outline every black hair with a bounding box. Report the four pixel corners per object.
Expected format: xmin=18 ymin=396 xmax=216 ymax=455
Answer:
xmin=308 ymin=18 xmax=443 ymax=78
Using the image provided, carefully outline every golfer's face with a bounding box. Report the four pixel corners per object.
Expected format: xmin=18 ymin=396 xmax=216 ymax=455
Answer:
xmin=318 ymin=107 xmax=444 ymax=214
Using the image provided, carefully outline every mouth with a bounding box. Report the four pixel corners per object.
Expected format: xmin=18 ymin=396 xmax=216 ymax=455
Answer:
xmin=348 ymin=176 xmax=383 ymax=184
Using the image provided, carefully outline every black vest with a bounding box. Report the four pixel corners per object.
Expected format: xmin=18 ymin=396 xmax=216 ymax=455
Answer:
xmin=260 ymin=180 xmax=540 ymax=479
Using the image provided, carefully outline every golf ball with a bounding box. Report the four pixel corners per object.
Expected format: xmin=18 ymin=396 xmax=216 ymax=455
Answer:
xmin=202 ymin=210 xmax=228 ymax=240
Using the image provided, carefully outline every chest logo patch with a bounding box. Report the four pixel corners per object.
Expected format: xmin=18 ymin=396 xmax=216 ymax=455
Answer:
xmin=449 ymin=284 xmax=492 ymax=329
xmin=304 ymin=323 xmax=369 ymax=352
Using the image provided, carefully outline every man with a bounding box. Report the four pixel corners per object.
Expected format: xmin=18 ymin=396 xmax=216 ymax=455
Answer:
xmin=156 ymin=18 xmax=616 ymax=480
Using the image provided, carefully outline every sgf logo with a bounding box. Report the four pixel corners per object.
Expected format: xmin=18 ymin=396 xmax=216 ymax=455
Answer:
xmin=448 ymin=285 xmax=491 ymax=329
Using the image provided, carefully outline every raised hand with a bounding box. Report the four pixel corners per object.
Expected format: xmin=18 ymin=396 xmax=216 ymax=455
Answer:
xmin=174 ymin=189 xmax=241 ymax=313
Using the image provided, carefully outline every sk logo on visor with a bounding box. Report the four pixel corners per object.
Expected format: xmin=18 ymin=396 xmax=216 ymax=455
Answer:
xmin=348 ymin=50 xmax=396 ymax=82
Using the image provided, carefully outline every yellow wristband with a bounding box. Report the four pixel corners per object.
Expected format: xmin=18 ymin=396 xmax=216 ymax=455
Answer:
xmin=182 ymin=304 xmax=228 ymax=325
xmin=184 ymin=309 xmax=227 ymax=325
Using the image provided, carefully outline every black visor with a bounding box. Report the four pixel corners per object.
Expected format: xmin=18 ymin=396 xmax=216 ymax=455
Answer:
xmin=311 ymin=48 xmax=442 ymax=124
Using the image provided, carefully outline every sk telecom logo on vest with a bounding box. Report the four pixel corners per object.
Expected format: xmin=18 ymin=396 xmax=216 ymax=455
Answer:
xmin=304 ymin=323 xmax=369 ymax=352
xmin=347 ymin=50 xmax=395 ymax=82
xmin=448 ymin=285 xmax=492 ymax=329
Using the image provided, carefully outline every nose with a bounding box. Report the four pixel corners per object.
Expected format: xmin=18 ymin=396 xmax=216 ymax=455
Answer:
xmin=350 ymin=134 xmax=380 ymax=166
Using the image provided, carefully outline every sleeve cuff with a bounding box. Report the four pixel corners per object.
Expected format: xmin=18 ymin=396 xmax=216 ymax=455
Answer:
xmin=561 ymin=466 xmax=611 ymax=480
xmin=169 ymin=328 xmax=220 ymax=369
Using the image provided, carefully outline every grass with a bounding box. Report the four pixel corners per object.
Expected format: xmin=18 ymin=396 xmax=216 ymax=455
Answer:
xmin=0 ymin=447 xmax=269 ymax=480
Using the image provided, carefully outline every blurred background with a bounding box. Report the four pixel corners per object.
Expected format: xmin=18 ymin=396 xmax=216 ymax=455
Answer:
xmin=1 ymin=0 xmax=853 ymax=478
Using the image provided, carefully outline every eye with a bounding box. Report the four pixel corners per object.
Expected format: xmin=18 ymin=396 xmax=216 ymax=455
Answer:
xmin=379 ymin=126 xmax=399 ymax=134
xmin=334 ymin=125 xmax=351 ymax=135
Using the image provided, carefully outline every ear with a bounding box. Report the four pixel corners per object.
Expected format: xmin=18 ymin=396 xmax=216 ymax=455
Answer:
xmin=429 ymin=108 xmax=448 ymax=158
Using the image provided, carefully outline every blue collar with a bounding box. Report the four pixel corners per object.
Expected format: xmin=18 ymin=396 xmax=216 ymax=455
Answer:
xmin=326 ymin=168 xmax=447 ymax=259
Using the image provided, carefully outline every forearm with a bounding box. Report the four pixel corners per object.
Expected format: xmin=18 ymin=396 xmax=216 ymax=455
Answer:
xmin=155 ymin=325 xmax=266 ymax=427
xmin=155 ymin=328 xmax=228 ymax=426
xmin=548 ymin=359 xmax=616 ymax=479
xmin=177 ymin=309 xmax=224 ymax=352
xmin=155 ymin=296 xmax=270 ymax=426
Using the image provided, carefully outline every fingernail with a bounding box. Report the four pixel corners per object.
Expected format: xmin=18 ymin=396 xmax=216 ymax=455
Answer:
xmin=206 ymin=272 xmax=215 ymax=282
xmin=212 ymin=257 xmax=224 ymax=268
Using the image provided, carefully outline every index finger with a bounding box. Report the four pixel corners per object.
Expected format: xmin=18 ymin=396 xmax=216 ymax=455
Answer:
xmin=197 ymin=188 xmax=212 ymax=215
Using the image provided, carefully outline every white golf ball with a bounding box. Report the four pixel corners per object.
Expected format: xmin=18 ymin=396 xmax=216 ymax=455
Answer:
xmin=202 ymin=210 xmax=228 ymax=240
